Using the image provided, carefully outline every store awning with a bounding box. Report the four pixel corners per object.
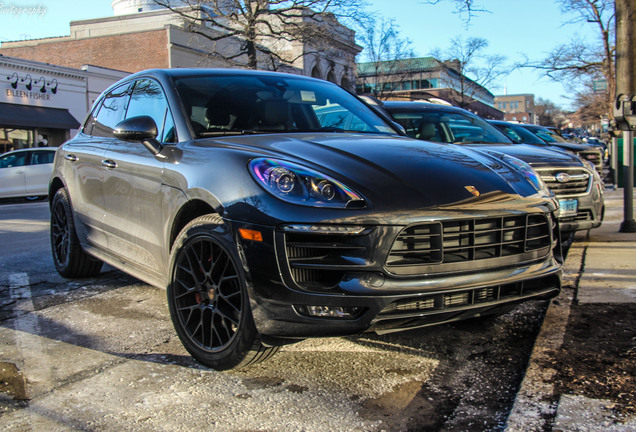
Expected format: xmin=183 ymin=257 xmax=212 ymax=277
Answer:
xmin=0 ymin=103 xmax=80 ymax=130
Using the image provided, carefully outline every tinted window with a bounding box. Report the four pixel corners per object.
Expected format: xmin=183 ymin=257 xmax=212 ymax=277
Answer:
xmin=0 ymin=152 xmax=27 ymax=168
xmin=174 ymin=74 xmax=394 ymax=137
xmin=390 ymin=110 xmax=511 ymax=144
xmin=126 ymin=79 xmax=176 ymax=143
xmin=91 ymin=83 xmax=131 ymax=137
xmin=30 ymin=150 xmax=56 ymax=165
xmin=494 ymin=123 xmax=545 ymax=144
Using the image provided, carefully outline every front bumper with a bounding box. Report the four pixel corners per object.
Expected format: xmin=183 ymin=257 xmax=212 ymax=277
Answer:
xmin=556 ymin=186 xmax=604 ymax=232
xmin=231 ymin=211 xmax=562 ymax=339
xmin=537 ymin=167 xmax=604 ymax=233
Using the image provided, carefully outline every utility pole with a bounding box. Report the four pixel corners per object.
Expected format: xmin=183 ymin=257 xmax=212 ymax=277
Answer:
xmin=614 ymin=0 xmax=636 ymax=232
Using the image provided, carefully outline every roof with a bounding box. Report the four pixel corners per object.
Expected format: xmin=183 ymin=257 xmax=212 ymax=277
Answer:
xmin=356 ymin=57 xmax=440 ymax=76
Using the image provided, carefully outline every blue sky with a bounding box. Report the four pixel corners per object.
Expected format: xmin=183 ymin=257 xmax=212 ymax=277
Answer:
xmin=0 ymin=0 xmax=597 ymax=109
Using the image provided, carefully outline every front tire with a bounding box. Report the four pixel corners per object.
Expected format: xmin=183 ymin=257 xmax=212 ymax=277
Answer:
xmin=50 ymin=188 xmax=103 ymax=278
xmin=167 ymin=215 xmax=278 ymax=370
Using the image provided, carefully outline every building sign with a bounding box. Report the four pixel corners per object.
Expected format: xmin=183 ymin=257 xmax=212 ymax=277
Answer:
xmin=593 ymin=80 xmax=608 ymax=93
xmin=4 ymin=72 xmax=58 ymax=103
xmin=5 ymin=88 xmax=53 ymax=100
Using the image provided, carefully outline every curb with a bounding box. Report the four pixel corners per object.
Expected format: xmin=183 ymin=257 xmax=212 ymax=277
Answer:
xmin=504 ymin=238 xmax=585 ymax=431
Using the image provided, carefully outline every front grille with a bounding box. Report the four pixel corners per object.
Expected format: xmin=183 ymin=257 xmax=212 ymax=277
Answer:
xmin=376 ymin=275 xmax=559 ymax=320
xmin=386 ymin=214 xmax=551 ymax=273
xmin=535 ymin=168 xmax=591 ymax=197
xmin=559 ymin=209 xmax=593 ymax=222
xmin=284 ymin=232 xmax=369 ymax=290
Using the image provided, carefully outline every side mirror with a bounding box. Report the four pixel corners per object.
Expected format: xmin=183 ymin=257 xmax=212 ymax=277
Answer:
xmin=391 ymin=121 xmax=407 ymax=136
xmin=114 ymin=116 xmax=164 ymax=156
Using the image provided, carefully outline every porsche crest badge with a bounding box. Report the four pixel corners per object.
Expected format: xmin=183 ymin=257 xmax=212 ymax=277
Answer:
xmin=465 ymin=186 xmax=480 ymax=197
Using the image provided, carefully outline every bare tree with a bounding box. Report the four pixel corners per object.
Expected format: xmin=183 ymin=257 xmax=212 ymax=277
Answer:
xmin=571 ymin=82 xmax=610 ymax=128
xmin=153 ymin=0 xmax=367 ymax=70
xmin=355 ymin=17 xmax=418 ymax=98
xmin=535 ymin=97 xmax=565 ymax=127
xmin=421 ymin=0 xmax=486 ymax=22
xmin=433 ymin=36 xmax=507 ymax=108
xmin=520 ymin=0 xmax=615 ymax=119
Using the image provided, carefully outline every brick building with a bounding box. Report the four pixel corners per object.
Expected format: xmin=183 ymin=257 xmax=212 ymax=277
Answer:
xmin=356 ymin=57 xmax=503 ymax=120
xmin=494 ymin=94 xmax=536 ymax=123
xmin=1 ymin=56 xmax=128 ymax=152
xmin=0 ymin=2 xmax=361 ymax=89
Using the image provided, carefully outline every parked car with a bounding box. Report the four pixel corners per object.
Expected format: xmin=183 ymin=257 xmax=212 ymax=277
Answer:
xmin=508 ymin=123 xmax=605 ymax=174
xmin=49 ymin=69 xmax=562 ymax=370
xmin=0 ymin=147 xmax=56 ymax=200
xmin=384 ymin=102 xmax=604 ymax=237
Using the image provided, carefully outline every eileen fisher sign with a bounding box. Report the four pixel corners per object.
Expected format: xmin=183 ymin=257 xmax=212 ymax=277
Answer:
xmin=6 ymin=88 xmax=52 ymax=100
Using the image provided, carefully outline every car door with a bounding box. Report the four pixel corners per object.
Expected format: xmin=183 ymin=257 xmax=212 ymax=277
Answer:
xmin=0 ymin=151 xmax=28 ymax=198
xmin=24 ymin=149 xmax=56 ymax=196
xmin=62 ymin=82 xmax=131 ymax=252
xmin=101 ymin=78 xmax=176 ymax=279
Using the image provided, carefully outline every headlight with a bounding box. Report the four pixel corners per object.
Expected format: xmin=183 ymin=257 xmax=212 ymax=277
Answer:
xmin=249 ymin=158 xmax=366 ymax=208
xmin=502 ymin=154 xmax=550 ymax=195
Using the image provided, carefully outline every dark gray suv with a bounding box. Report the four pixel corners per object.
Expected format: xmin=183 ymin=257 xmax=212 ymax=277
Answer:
xmin=49 ymin=69 xmax=562 ymax=370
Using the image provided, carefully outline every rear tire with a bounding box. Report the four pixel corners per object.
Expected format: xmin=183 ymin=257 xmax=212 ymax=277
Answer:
xmin=50 ymin=188 xmax=103 ymax=278
xmin=167 ymin=214 xmax=279 ymax=370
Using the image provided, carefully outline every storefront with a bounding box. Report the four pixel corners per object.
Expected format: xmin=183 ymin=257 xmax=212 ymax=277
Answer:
xmin=1 ymin=56 xmax=128 ymax=153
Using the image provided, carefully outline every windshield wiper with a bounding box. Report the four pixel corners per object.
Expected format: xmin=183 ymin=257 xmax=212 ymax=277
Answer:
xmin=199 ymin=129 xmax=257 ymax=137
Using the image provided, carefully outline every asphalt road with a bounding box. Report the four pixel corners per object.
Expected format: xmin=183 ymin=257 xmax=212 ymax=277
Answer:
xmin=0 ymin=200 xmax=549 ymax=431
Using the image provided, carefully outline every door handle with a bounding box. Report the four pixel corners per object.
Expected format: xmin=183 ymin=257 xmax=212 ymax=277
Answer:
xmin=64 ymin=154 xmax=78 ymax=162
xmin=101 ymin=160 xmax=117 ymax=169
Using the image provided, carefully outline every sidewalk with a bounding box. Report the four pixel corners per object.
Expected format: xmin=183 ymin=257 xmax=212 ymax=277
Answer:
xmin=506 ymin=188 xmax=636 ymax=431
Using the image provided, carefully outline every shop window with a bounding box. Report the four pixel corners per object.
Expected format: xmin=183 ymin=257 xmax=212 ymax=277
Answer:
xmin=0 ymin=128 xmax=35 ymax=152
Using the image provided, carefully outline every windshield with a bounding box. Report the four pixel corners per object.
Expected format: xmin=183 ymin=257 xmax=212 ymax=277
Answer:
xmin=524 ymin=126 xmax=567 ymax=143
xmin=173 ymin=75 xmax=396 ymax=137
xmin=492 ymin=123 xmax=547 ymax=145
xmin=389 ymin=109 xmax=512 ymax=144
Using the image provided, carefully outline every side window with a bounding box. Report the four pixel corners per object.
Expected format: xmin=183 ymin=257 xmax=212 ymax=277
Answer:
xmin=0 ymin=152 xmax=27 ymax=168
xmin=126 ymin=79 xmax=176 ymax=143
xmin=31 ymin=151 xmax=56 ymax=165
xmin=91 ymin=83 xmax=131 ymax=137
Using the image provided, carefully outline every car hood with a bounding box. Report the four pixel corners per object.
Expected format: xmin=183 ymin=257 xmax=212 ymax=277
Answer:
xmin=533 ymin=141 xmax=596 ymax=153
xmin=464 ymin=143 xmax=583 ymax=167
xmin=193 ymin=133 xmax=545 ymax=210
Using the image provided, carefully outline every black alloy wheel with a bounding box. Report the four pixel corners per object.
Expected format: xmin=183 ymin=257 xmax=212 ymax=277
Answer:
xmin=50 ymin=188 xmax=103 ymax=278
xmin=168 ymin=215 xmax=278 ymax=370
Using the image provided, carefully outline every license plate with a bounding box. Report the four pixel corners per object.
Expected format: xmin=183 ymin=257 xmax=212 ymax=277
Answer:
xmin=558 ymin=199 xmax=578 ymax=217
